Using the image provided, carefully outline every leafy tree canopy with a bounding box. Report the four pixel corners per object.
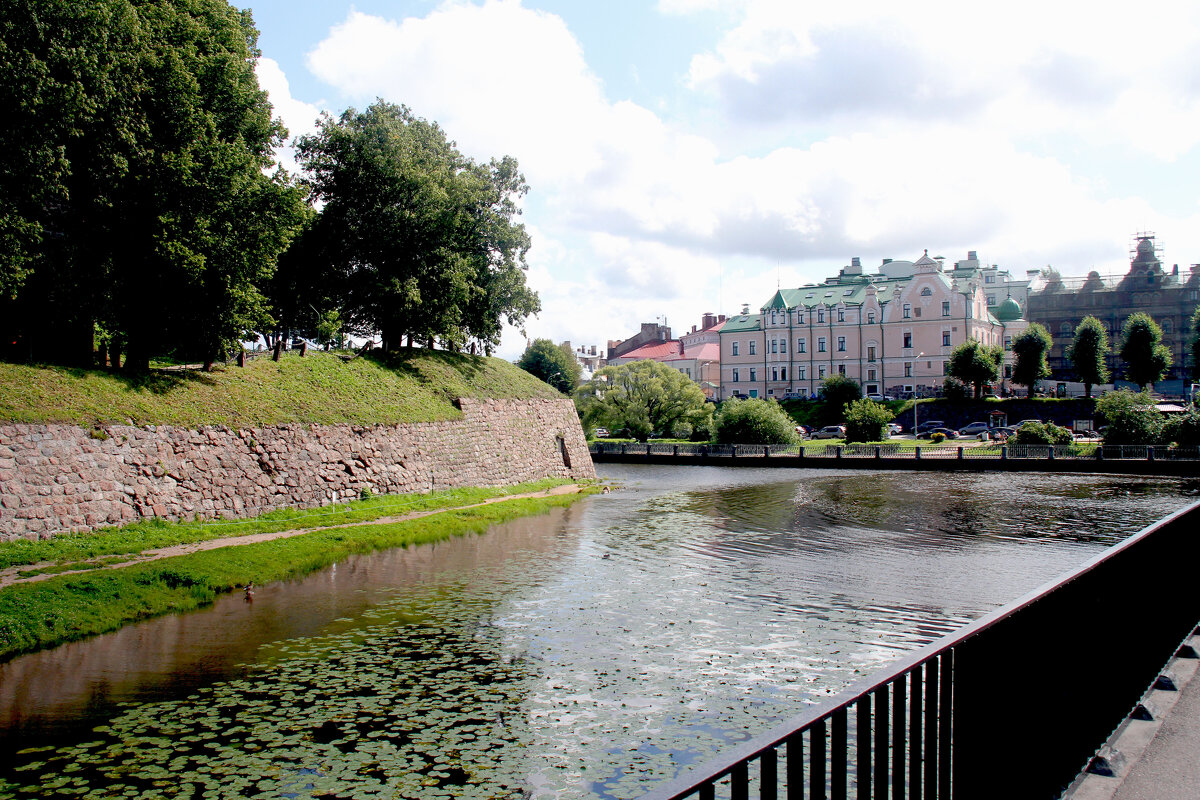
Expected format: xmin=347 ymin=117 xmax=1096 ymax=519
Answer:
xmin=1011 ymin=421 xmax=1072 ymax=446
xmin=291 ymin=101 xmax=539 ymax=355
xmin=1068 ymin=316 xmax=1111 ymax=398
xmin=843 ymin=399 xmax=895 ymax=443
xmin=517 ymin=338 xmax=580 ymax=394
xmin=1 ymin=0 xmax=309 ymax=370
xmin=947 ymin=340 xmax=1001 ymax=399
xmin=712 ymin=397 xmax=799 ymax=445
xmin=815 ymin=373 xmax=861 ymax=424
xmin=1011 ymin=323 xmax=1052 ymax=398
xmin=1190 ymin=305 xmax=1200 ymax=380
xmin=575 ymin=360 xmax=708 ymax=442
xmin=1120 ymin=312 xmax=1172 ymax=390
xmin=1096 ymin=389 xmax=1163 ymax=445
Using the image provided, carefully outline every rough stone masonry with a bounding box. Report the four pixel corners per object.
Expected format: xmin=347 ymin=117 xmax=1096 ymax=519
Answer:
xmin=0 ymin=398 xmax=595 ymax=541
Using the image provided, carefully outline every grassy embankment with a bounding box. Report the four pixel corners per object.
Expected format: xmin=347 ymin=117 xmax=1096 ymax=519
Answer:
xmin=0 ymin=351 xmax=594 ymax=660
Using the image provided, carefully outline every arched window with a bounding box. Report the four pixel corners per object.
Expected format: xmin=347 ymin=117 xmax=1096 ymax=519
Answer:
xmin=920 ymin=287 xmax=933 ymax=296
xmin=1059 ymin=322 xmax=1072 ymax=336
xmin=1163 ymin=319 xmax=1173 ymax=334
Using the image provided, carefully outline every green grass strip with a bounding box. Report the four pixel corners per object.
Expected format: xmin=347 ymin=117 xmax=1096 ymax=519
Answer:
xmin=0 ymin=491 xmax=593 ymax=662
xmin=0 ymin=478 xmax=576 ymax=571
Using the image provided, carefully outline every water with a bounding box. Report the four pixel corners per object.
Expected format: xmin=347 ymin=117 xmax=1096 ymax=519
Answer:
xmin=1 ymin=467 xmax=1197 ymax=799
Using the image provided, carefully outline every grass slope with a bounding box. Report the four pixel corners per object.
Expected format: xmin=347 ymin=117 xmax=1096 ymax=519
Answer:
xmin=0 ymin=350 xmax=563 ymax=427
xmin=0 ymin=489 xmax=592 ymax=661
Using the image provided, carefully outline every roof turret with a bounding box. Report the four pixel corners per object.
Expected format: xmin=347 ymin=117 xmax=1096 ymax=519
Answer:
xmin=993 ymin=295 xmax=1023 ymax=322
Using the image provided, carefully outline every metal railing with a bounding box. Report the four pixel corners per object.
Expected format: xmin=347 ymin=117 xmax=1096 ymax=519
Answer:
xmin=589 ymin=442 xmax=1200 ymax=462
xmin=640 ymin=500 xmax=1200 ymax=800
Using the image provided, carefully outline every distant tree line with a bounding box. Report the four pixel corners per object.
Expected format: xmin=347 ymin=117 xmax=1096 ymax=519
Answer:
xmin=0 ymin=0 xmax=537 ymax=370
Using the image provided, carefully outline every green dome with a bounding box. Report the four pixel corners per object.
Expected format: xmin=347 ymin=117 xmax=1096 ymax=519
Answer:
xmin=993 ymin=296 xmax=1023 ymax=322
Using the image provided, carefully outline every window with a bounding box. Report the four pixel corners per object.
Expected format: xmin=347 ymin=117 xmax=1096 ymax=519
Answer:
xmin=985 ymin=274 xmax=995 ymax=284
xmin=987 ymin=296 xmax=996 ymax=306
xmin=867 ymin=346 xmax=876 ymax=362
xmin=818 ymin=337 xmax=827 ymax=352
xmin=771 ymin=311 xmax=776 ymax=325
xmin=772 ymin=367 xmax=778 ymax=381
xmin=1004 ymin=364 xmax=1012 ymax=379
xmin=780 ymin=367 xmax=787 ymax=381
xmin=1004 ymin=336 xmax=1012 ymax=351
xmin=838 ymin=308 xmax=845 ymax=322
xmin=868 ymin=311 xmax=876 ymax=324
xmin=771 ymin=339 xmax=778 ymax=354
xmin=818 ymin=308 xmax=825 ymax=323
xmin=921 ymin=287 xmax=932 ymax=296
xmin=867 ymin=368 xmax=877 ymax=381
xmin=838 ymin=364 xmax=846 ymax=376
xmin=749 ymin=340 xmax=756 ymax=355
xmin=904 ymin=362 xmax=913 ymax=378
xmin=942 ymin=330 xmax=951 ymax=347
xmin=818 ymin=366 xmax=826 ymax=379
xmin=1164 ymin=319 xmax=1173 ymax=334
xmin=732 ymin=342 xmax=739 ymax=356
xmin=798 ymin=367 xmax=807 ymax=380
xmin=942 ymin=361 xmax=949 ymax=375
xmin=903 ymin=304 xmax=911 ymax=319
xmin=942 ymin=301 xmax=950 ymax=316
xmin=780 ymin=340 xmax=787 ymax=354
xmin=798 ymin=312 xmax=804 ymax=324
xmin=1059 ymin=322 xmax=1072 ymax=336
xmin=903 ymin=332 xmax=912 ymax=348
xmin=749 ymin=369 xmax=757 ymax=382
xmin=798 ymin=338 xmax=806 ymax=353
xmin=837 ymin=336 xmax=846 ymax=352
xmin=732 ymin=369 xmax=739 ymax=382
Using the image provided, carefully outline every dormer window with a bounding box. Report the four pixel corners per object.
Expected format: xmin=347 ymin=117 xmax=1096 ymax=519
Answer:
xmin=867 ymin=311 xmax=876 ymax=324
xmin=837 ymin=308 xmax=845 ymax=322
xmin=921 ymin=287 xmax=932 ymax=296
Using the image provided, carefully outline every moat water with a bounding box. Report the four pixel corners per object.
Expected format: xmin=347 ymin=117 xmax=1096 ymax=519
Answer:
xmin=1 ymin=466 xmax=1197 ymax=799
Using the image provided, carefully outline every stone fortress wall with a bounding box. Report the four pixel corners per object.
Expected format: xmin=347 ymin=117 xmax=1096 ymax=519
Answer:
xmin=0 ymin=398 xmax=595 ymax=542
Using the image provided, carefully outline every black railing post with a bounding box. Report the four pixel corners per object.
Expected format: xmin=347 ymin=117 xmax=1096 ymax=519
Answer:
xmin=957 ymin=446 xmax=963 ymax=460
xmin=811 ymin=719 xmax=827 ymax=800
xmin=924 ymin=658 xmax=938 ymax=799
xmin=762 ymin=749 xmax=779 ymax=800
xmin=765 ymin=445 xmax=771 ymax=458
xmin=857 ymin=697 xmax=872 ymax=800
xmin=1148 ymin=445 xmax=1155 ymax=462
xmin=875 ymin=685 xmax=889 ymax=799
xmin=893 ymin=675 xmax=906 ymax=800
xmin=787 ymin=732 xmax=804 ymax=800
xmin=832 ymin=709 xmax=847 ymax=800
xmin=910 ymin=667 xmax=923 ymax=800
xmin=836 ymin=446 xmax=842 ymax=459
xmin=915 ymin=446 xmax=921 ymax=461
xmin=732 ymin=762 xmax=749 ymax=800
xmin=875 ymin=445 xmax=881 ymax=459
xmin=939 ymin=650 xmax=953 ymax=800
xmin=673 ymin=445 xmax=679 ymax=457
xmin=732 ymin=445 xmax=737 ymax=458
xmin=1000 ymin=445 xmax=1007 ymax=460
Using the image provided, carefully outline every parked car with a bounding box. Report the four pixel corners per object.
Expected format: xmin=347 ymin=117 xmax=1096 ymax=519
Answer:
xmin=958 ymin=421 xmax=990 ymax=436
xmin=886 ymin=422 xmax=903 ymax=436
xmin=917 ymin=427 xmax=960 ymax=440
xmin=811 ymin=425 xmax=846 ymax=439
xmin=916 ymin=420 xmax=946 ymax=433
xmin=593 ymin=427 xmax=609 ymax=438
xmin=866 ymin=393 xmax=886 ymax=402
xmin=989 ymin=427 xmax=1017 ymax=440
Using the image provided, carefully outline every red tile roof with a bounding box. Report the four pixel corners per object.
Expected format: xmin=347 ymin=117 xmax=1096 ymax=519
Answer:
xmin=620 ymin=340 xmax=682 ymax=360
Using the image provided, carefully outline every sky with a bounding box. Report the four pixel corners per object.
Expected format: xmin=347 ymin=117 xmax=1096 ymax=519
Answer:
xmin=245 ymin=0 xmax=1200 ymax=359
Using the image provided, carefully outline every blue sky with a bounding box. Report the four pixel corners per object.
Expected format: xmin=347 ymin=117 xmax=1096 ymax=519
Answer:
xmin=245 ymin=0 xmax=1200 ymax=358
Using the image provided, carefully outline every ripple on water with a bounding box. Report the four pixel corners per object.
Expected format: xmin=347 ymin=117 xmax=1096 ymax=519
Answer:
xmin=1 ymin=467 xmax=1196 ymax=799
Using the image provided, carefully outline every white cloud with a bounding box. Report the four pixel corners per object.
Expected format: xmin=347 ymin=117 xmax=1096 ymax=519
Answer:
xmin=255 ymin=57 xmax=324 ymax=175
xmin=295 ymin=0 xmax=1200 ymax=357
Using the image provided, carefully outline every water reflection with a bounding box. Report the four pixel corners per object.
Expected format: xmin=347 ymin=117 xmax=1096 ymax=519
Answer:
xmin=1 ymin=467 xmax=1196 ymax=798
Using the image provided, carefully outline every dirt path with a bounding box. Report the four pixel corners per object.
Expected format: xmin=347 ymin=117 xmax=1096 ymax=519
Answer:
xmin=0 ymin=484 xmax=586 ymax=590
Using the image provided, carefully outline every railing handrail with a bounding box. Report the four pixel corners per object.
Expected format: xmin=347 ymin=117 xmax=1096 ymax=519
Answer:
xmin=640 ymin=499 xmax=1200 ymax=799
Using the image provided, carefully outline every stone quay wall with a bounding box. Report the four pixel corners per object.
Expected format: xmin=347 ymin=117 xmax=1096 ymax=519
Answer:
xmin=0 ymin=398 xmax=595 ymax=541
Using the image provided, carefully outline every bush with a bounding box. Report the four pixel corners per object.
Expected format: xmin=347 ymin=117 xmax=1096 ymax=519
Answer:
xmin=1011 ymin=421 xmax=1073 ymax=445
xmin=942 ymin=377 xmax=970 ymax=400
xmin=1096 ymin=389 xmax=1164 ymax=445
xmin=1161 ymin=407 xmax=1200 ymax=447
xmin=819 ymin=374 xmax=862 ymax=423
xmin=713 ymin=397 xmax=800 ymax=445
xmin=843 ymin=398 xmax=895 ymax=443
xmin=930 ymin=432 xmax=946 ymax=443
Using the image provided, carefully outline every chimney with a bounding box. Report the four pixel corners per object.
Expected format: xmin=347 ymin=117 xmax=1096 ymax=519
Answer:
xmin=590 ymin=345 xmax=596 ymax=355
xmin=702 ymin=312 xmax=717 ymax=330
xmin=719 ymin=314 xmax=726 ymax=322
xmin=852 ymin=257 xmax=861 ymax=267
xmin=968 ymin=250 xmax=977 ymax=261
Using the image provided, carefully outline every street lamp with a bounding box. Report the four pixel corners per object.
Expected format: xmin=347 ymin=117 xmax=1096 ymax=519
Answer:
xmin=913 ymin=352 xmax=925 ymax=435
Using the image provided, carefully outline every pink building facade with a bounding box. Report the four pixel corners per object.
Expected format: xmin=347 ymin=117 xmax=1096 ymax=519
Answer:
xmin=719 ymin=252 xmax=1027 ymax=400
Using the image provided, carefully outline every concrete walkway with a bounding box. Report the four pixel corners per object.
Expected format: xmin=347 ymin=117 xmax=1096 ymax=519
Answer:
xmin=1067 ymin=630 xmax=1200 ymax=800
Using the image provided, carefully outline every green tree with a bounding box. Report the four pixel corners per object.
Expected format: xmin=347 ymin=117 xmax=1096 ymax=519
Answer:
xmin=712 ymin=397 xmax=800 ymax=445
xmin=292 ymin=101 xmax=539 ymax=355
xmin=1 ymin=0 xmax=309 ymax=370
xmin=1068 ymin=316 xmax=1111 ymax=398
xmin=1011 ymin=323 xmax=1052 ymax=398
xmin=517 ymin=338 xmax=580 ymax=394
xmin=843 ymin=399 xmax=895 ymax=443
xmin=1189 ymin=305 xmax=1200 ymax=380
xmin=1096 ymin=389 xmax=1164 ymax=445
xmin=1120 ymin=312 xmax=1172 ymax=390
xmin=818 ymin=374 xmax=862 ymax=424
xmin=575 ymin=360 xmax=708 ymax=442
xmin=1162 ymin=407 xmax=1200 ymax=447
xmin=946 ymin=340 xmax=1001 ymax=399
